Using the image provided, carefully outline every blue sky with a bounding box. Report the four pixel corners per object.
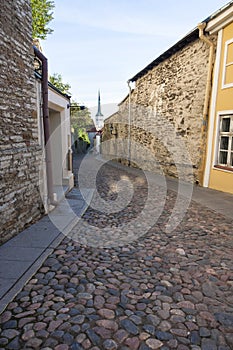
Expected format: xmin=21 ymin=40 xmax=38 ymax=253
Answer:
xmin=42 ymin=0 xmax=229 ymax=114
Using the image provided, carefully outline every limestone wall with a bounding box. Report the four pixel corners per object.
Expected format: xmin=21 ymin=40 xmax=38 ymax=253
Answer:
xmin=103 ymin=35 xmax=217 ymax=183
xmin=0 ymin=0 xmax=42 ymax=243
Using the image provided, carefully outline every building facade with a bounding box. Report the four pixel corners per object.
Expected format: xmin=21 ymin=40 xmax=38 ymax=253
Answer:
xmin=35 ymin=75 xmax=74 ymax=208
xmin=0 ymin=0 xmax=43 ymax=243
xmin=0 ymin=0 xmax=74 ymax=244
xmin=204 ymin=4 xmax=233 ymax=194
xmin=103 ymin=2 xmax=233 ymax=194
xmin=103 ymin=28 xmax=217 ymax=183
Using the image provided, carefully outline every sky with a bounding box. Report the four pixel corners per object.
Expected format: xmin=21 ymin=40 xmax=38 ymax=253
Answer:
xmin=42 ymin=0 xmax=230 ymax=117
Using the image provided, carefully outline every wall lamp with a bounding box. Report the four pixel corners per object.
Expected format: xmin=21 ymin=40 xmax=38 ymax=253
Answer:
xmin=110 ymin=124 xmax=117 ymax=136
xmin=67 ymin=104 xmax=86 ymax=110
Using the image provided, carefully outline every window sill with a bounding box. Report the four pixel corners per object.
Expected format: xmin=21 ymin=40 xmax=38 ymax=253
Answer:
xmin=214 ymin=165 xmax=233 ymax=172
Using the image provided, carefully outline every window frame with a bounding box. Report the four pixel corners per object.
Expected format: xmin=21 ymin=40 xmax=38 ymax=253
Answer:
xmin=222 ymin=38 xmax=233 ymax=89
xmin=214 ymin=114 xmax=233 ymax=171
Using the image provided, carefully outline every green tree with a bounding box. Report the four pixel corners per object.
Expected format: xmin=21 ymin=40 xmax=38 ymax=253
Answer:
xmin=77 ymin=129 xmax=91 ymax=146
xmin=49 ymin=73 xmax=71 ymax=95
xmin=31 ymin=0 xmax=55 ymax=40
xmin=70 ymin=101 xmax=94 ymax=145
xmin=70 ymin=101 xmax=94 ymax=130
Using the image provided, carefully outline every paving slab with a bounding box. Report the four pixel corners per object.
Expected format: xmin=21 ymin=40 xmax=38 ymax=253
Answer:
xmin=3 ymin=225 xmax=59 ymax=248
xmin=0 ymin=279 xmax=17 ymax=299
xmin=0 ymin=260 xmax=34 ymax=279
xmin=0 ymin=247 xmax=54 ymax=313
xmin=0 ymin=187 xmax=91 ymax=314
xmin=0 ymin=246 xmax=43 ymax=262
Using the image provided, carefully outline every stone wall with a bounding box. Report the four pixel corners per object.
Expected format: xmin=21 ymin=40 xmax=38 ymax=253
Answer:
xmin=0 ymin=0 xmax=43 ymax=244
xmin=103 ymin=35 xmax=217 ymax=183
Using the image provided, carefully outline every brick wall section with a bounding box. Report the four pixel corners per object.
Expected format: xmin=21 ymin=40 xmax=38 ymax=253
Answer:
xmin=0 ymin=0 xmax=43 ymax=244
xmin=103 ymin=36 xmax=217 ymax=183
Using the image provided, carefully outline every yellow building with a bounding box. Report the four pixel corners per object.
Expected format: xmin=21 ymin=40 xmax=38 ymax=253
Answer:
xmin=204 ymin=2 xmax=233 ymax=194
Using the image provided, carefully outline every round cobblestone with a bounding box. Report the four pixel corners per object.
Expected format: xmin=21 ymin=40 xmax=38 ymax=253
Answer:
xmin=0 ymin=159 xmax=232 ymax=349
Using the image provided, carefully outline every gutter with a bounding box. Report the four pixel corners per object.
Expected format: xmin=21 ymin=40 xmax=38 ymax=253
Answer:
xmin=33 ymin=46 xmax=54 ymax=204
xmin=197 ymin=23 xmax=215 ymax=185
xmin=127 ymin=80 xmax=132 ymax=166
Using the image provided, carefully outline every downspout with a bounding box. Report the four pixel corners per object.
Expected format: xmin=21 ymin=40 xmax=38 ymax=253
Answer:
xmin=197 ymin=22 xmax=215 ymax=185
xmin=34 ymin=46 xmax=54 ymax=204
xmin=127 ymin=80 xmax=132 ymax=166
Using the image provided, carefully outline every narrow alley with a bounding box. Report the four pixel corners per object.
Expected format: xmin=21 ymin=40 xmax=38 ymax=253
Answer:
xmin=0 ymin=155 xmax=232 ymax=350
xmin=1 ymin=1 xmax=233 ymax=349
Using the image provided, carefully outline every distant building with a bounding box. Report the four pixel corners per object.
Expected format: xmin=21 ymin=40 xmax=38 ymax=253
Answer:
xmin=86 ymin=126 xmax=98 ymax=149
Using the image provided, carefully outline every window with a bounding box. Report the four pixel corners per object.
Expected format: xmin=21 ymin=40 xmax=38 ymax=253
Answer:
xmin=222 ymin=39 xmax=233 ymax=88
xmin=217 ymin=115 xmax=233 ymax=168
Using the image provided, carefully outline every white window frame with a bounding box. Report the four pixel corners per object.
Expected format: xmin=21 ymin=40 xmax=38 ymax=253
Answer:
xmin=222 ymin=38 xmax=233 ymax=89
xmin=214 ymin=113 xmax=233 ymax=169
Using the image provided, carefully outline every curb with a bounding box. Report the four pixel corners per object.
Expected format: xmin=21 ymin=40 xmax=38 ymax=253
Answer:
xmin=0 ymin=189 xmax=92 ymax=315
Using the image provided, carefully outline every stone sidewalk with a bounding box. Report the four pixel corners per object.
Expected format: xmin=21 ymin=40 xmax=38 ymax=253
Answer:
xmin=0 ymin=187 xmax=93 ymax=315
xmin=0 ymin=155 xmax=232 ymax=349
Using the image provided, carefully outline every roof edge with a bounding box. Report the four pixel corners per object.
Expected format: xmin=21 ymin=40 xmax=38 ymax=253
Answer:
xmin=104 ymin=112 xmax=119 ymax=123
xmin=118 ymin=93 xmax=130 ymax=106
xmin=206 ymin=1 xmax=233 ymax=34
xmin=35 ymin=71 xmax=71 ymax=100
xmin=129 ymin=28 xmax=199 ymax=82
xmin=129 ymin=1 xmax=233 ymax=83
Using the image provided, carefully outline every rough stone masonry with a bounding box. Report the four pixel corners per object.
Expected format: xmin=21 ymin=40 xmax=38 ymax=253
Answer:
xmin=103 ymin=33 xmax=217 ymax=184
xmin=0 ymin=0 xmax=43 ymax=244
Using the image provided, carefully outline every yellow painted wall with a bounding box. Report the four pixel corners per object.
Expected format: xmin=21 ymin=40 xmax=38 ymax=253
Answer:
xmin=209 ymin=168 xmax=233 ymax=194
xmin=215 ymin=22 xmax=233 ymax=111
xmin=208 ymin=22 xmax=233 ymax=194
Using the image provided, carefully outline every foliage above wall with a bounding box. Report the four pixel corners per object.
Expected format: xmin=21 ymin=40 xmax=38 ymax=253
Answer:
xmin=71 ymin=101 xmax=94 ymax=145
xmin=31 ymin=0 xmax=55 ymax=40
xmin=49 ymin=73 xmax=71 ymax=95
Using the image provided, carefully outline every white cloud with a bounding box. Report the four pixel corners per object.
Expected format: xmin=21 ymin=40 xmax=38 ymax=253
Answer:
xmin=45 ymin=0 xmax=229 ymax=109
xmin=54 ymin=1 xmax=187 ymax=38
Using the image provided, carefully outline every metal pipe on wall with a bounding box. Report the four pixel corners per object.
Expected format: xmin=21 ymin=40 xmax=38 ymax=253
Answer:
xmin=34 ymin=46 xmax=54 ymax=204
xmin=197 ymin=23 xmax=215 ymax=185
xmin=127 ymin=80 xmax=132 ymax=166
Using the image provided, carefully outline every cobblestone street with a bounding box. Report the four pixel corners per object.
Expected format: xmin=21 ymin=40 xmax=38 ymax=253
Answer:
xmin=0 ymin=158 xmax=233 ymax=350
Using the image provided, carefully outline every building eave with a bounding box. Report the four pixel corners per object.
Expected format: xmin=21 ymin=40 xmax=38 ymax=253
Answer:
xmin=118 ymin=93 xmax=130 ymax=106
xmin=129 ymin=28 xmax=199 ymax=82
xmin=104 ymin=112 xmax=119 ymax=123
xmin=129 ymin=1 xmax=233 ymax=83
xmin=205 ymin=1 xmax=233 ymax=34
xmin=35 ymin=71 xmax=71 ymax=100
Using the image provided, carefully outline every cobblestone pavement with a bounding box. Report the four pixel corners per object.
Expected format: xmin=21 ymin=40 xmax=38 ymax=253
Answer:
xmin=0 ymin=159 xmax=233 ymax=350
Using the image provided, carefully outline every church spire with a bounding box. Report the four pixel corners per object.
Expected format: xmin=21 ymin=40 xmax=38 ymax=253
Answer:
xmin=96 ymin=89 xmax=103 ymax=117
xmin=95 ymin=90 xmax=104 ymax=131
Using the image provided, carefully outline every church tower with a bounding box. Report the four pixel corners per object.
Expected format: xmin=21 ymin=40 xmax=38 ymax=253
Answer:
xmin=95 ymin=90 xmax=104 ymax=131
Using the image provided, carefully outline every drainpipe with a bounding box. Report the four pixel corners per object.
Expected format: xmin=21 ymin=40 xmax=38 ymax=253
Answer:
xmin=197 ymin=22 xmax=215 ymax=185
xmin=127 ymin=80 xmax=132 ymax=166
xmin=34 ymin=46 xmax=54 ymax=204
